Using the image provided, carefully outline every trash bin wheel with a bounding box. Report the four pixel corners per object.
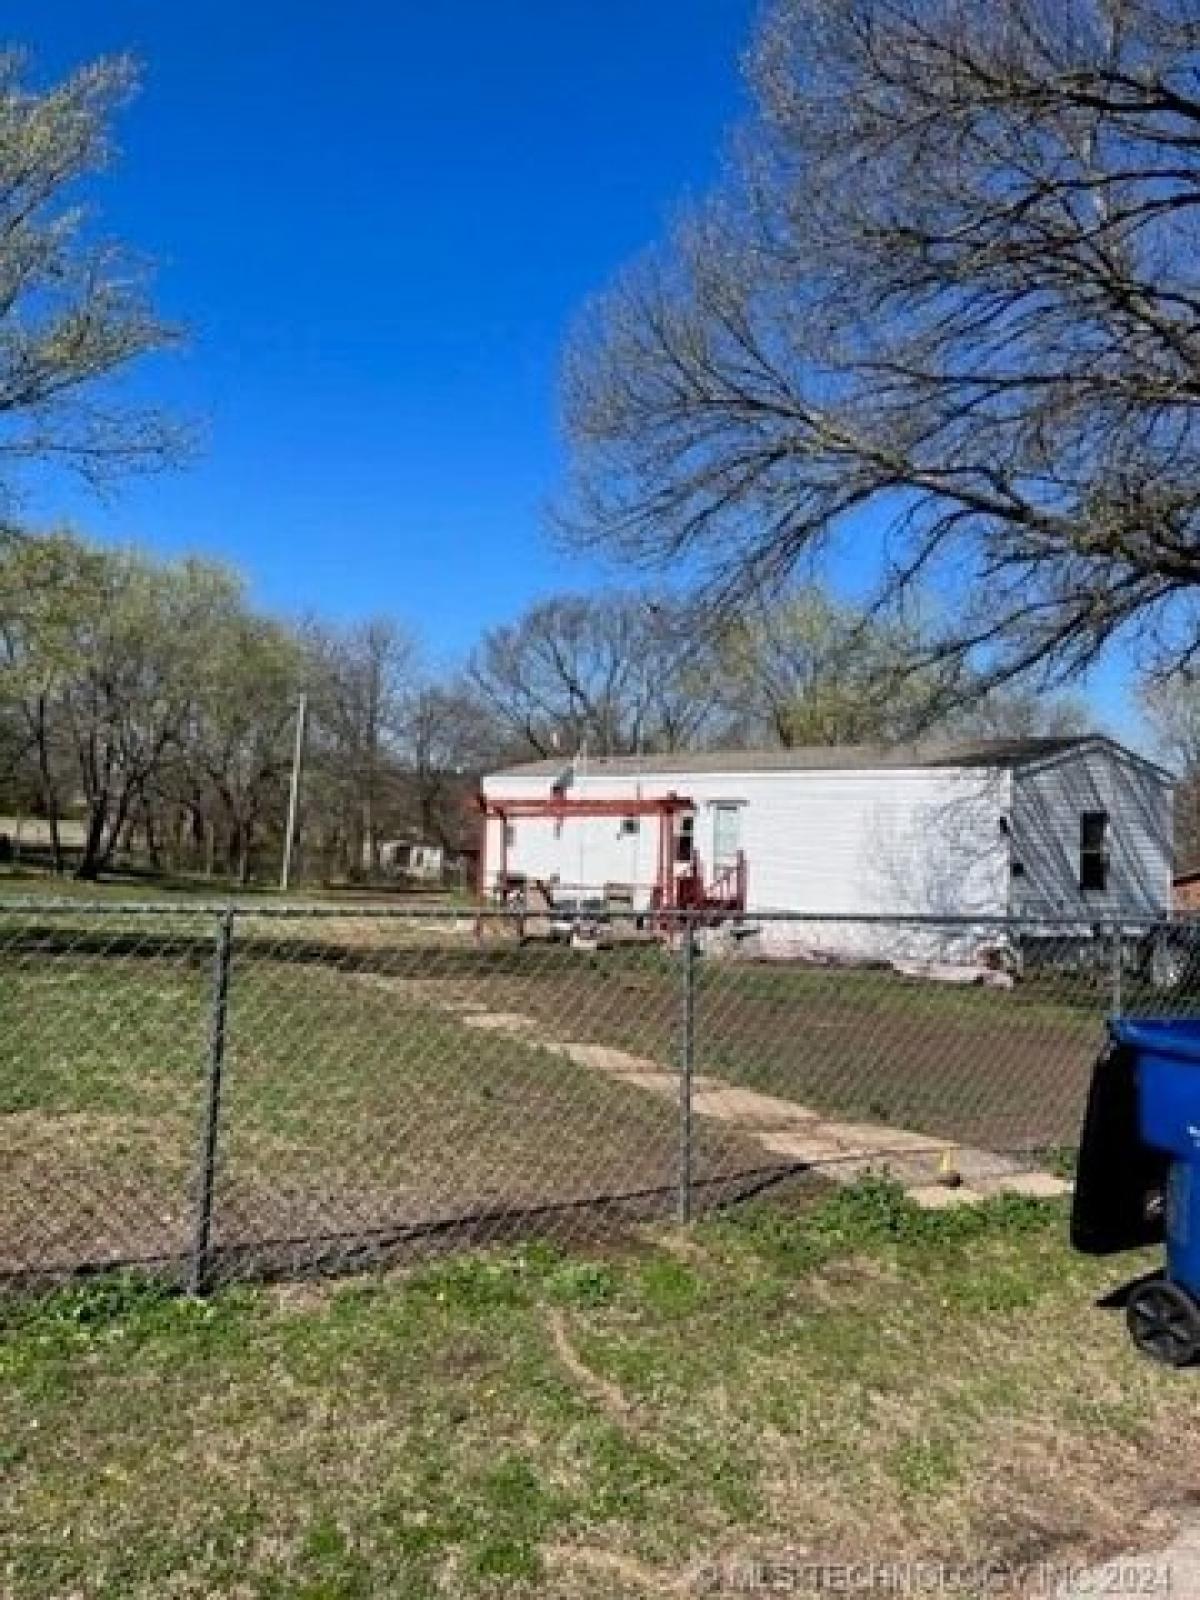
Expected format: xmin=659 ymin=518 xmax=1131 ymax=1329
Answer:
xmin=1126 ymin=1277 xmax=1200 ymax=1367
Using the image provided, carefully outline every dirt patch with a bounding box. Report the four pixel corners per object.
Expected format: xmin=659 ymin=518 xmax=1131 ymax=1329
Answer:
xmin=0 ymin=1108 xmax=193 ymax=1277
xmin=543 ymin=1543 xmax=688 ymax=1597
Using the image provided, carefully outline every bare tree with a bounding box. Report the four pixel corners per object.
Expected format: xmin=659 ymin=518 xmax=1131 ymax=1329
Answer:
xmin=946 ymin=689 xmax=1094 ymax=741
xmin=561 ymin=0 xmax=1200 ymax=696
xmin=466 ymin=592 xmax=718 ymax=759
xmin=1143 ymin=676 xmax=1200 ymax=865
xmin=304 ymin=618 xmax=415 ymax=877
xmin=0 ymin=52 xmax=183 ymax=502
xmin=399 ymin=682 xmax=497 ymax=848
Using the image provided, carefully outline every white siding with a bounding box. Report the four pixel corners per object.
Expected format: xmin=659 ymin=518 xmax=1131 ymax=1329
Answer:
xmin=483 ymin=801 xmax=655 ymax=895
xmin=732 ymin=767 xmax=1010 ymax=918
xmin=1009 ymin=746 xmax=1172 ymax=918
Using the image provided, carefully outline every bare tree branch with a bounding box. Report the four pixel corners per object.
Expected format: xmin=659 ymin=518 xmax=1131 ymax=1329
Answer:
xmin=559 ymin=0 xmax=1200 ymax=694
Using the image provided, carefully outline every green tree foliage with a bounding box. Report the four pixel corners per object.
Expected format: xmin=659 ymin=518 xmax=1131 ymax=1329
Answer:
xmin=0 ymin=51 xmax=182 ymax=503
xmin=712 ymin=589 xmax=942 ymax=747
xmin=1 ymin=533 xmax=242 ymax=877
xmin=178 ymin=613 xmax=306 ymax=884
xmin=0 ymin=534 xmax=479 ymax=885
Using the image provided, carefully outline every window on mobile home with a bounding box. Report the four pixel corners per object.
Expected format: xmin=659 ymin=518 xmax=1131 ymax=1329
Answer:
xmin=1080 ymin=811 xmax=1109 ymax=892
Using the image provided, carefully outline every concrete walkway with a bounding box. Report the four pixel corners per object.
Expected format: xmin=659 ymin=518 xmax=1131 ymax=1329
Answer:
xmin=446 ymin=999 xmax=1071 ymax=1209
xmin=354 ymin=971 xmax=1070 ymax=1205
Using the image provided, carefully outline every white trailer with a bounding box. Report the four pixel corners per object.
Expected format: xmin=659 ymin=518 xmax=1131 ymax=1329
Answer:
xmin=479 ymin=737 xmax=1174 ymax=960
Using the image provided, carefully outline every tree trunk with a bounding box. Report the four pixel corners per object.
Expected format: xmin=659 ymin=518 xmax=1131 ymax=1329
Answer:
xmin=30 ymin=700 xmax=64 ymax=874
xmin=80 ymin=783 xmax=138 ymax=881
xmin=46 ymin=808 xmax=63 ymax=877
xmin=347 ymin=813 xmax=366 ymax=883
xmin=75 ymin=803 xmax=108 ymax=880
xmin=364 ymin=797 xmax=379 ymax=879
xmin=142 ymin=805 xmax=161 ymax=871
xmin=417 ymin=776 xmax=437 ymax=842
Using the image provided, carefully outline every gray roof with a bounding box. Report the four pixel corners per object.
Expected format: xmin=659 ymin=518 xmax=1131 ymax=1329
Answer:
xmin=491 ymin=735 xmax=1163 ymax=781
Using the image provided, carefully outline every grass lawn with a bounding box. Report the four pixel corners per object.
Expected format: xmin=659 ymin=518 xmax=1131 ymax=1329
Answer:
xmin=0 ymin=863 xmax=466 ymax=906
xmin=2 ymin=1187 xmax=1196 ymax=1599
xmin=0 ymin=883 xmax=1138 ymax=1163
xmin=0 ymin=933 xmax=765 ymax=1281
xmin=3 ymin=899 xmax=1181 ymax=1284
xmin=330 ymin=932 xmax=1114 ymax=1152
xmin=465 ymin=947 xmax=1108 ymax=1150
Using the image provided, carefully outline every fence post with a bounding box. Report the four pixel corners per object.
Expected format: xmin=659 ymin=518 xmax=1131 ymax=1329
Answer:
xmin=1110 ymin=921 xmax=1123 ymax=1018
xmin=188 ymin=908 xmax=234 ymax=1295
xmin=677 ymin=918 xmax=697 ymax=1224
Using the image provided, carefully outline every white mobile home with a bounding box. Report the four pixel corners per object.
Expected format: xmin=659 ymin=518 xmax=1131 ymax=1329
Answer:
xmin=374 ymin=837 xmax=445 ymax=882
xmin=479 ymin=737 xmax=1174 ymax=952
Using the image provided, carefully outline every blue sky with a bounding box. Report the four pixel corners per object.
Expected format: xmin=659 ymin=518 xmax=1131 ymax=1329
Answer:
xmin=8 ymin=2 xmax=1141 ymax=736
xmin=13 ymin=0 xmax=757 ymax=667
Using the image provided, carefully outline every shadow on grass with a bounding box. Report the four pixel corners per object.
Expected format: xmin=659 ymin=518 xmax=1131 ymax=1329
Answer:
xmin=0 ymin=1159 xmax=816 ymax=1301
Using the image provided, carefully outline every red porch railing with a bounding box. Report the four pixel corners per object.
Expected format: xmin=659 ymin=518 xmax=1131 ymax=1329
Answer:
xmin=708 ymin=850 xmax=748 ymax=911
xmin=674 ymin=850 xmax=747 ymax=914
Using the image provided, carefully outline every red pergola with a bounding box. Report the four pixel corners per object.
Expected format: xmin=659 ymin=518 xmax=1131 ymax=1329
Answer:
xmin=477 ymin=791 xmax=696 ymax=909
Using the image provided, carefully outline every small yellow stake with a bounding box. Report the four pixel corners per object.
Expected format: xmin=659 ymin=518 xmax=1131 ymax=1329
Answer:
xmin=938 ymin=1151 xmax=964 ymax=1189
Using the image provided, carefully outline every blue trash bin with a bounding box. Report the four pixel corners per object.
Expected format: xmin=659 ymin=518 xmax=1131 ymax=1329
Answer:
xmin=1117 ymin=1020 xmax=1200 ymax=1285
xmin=1098 ymin=1020 xmax=1200 ymax=1364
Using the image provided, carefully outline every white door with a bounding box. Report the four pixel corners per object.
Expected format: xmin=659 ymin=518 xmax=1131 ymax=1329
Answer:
xmin=712 ymin=804 xmax=741 ymax=875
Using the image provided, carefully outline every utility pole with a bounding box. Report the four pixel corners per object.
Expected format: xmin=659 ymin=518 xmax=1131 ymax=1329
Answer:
xmin=280 ymin=693 xmax=308 ymax=893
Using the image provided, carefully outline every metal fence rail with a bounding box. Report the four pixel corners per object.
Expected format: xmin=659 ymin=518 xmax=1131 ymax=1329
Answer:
xmin=1 ymin=899 xmax=1197 ymax=1297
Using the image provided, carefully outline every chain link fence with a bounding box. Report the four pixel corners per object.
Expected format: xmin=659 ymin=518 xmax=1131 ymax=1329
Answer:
xmin=2 ymin=899 xmax=1197 ymax=1298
